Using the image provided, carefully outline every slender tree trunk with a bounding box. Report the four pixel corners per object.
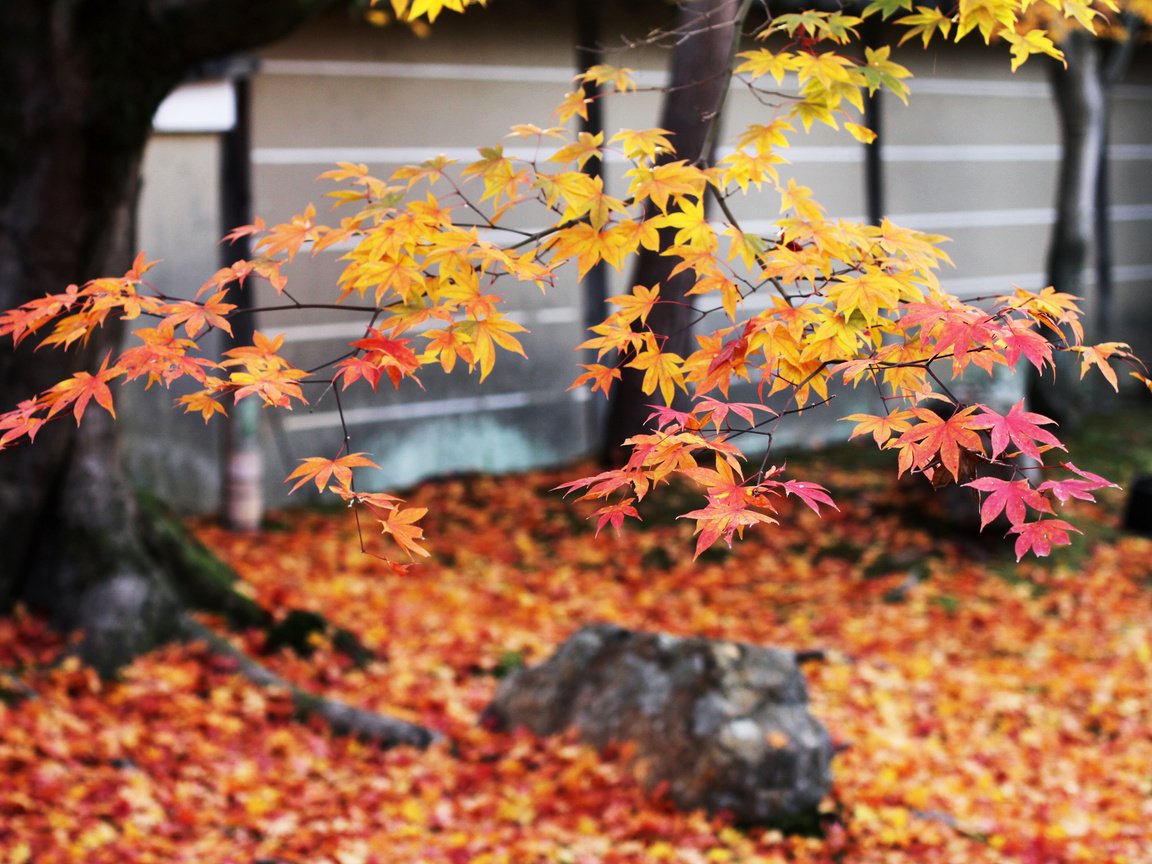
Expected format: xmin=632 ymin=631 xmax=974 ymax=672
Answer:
xmin=1030 ymin=31 xmax=1106 ymax=425
xmin=1046 ymin=31 xmax=1104 ymax=321
xmin=602 ymin=0 xmax=741 ymax=462
xmin=1031 ymin=24 xmax=1138 ymax=423
xmin=0 ymin=0 xmax=329 ymax=672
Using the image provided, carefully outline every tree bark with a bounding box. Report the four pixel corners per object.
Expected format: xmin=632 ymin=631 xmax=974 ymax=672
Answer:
xmin=1031 ymin=24 xmax=1137 ymax=424
xmin=0 ymin=0 xmax=331 ymax=672
xmin=1030 ymin=30 xmax=1106 ymax=425
xmin=602 ymin=0 xmax=741 ymax=462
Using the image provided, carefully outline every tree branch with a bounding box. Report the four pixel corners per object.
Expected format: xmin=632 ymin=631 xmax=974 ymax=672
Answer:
xmin=147 ymin=0 xmax=336 ymax=70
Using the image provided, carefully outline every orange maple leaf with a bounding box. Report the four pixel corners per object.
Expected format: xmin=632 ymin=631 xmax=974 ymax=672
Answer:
xmin=286 ymin=453 xmax=381 ymax=494
xmin=43 ymin=354 xmax=123 ymax=424
xmin=568 ymin=364 xmax=621 ymax=398
xmin=892 ymin=405 xmax=984 ymax=483
xmin=377 ymin=505 xmax=431 ymax=558
xmin=607 ymin=284 xmax=660 ymax=326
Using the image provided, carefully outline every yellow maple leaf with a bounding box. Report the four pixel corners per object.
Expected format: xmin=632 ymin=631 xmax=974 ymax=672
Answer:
xmin=628 ymin=334 xmax=687 ymax=405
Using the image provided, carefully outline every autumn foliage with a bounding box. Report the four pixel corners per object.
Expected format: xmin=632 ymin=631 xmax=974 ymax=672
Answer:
xmin=3 ymin=442 xmax=1152 ymax=862
xmin=0 ymin=0 xmax=1147 ymax=561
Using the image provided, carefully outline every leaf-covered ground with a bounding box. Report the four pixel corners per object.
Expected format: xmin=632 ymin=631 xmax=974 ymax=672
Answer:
xmin=3 ymin=415 xmax=1152 ymax=863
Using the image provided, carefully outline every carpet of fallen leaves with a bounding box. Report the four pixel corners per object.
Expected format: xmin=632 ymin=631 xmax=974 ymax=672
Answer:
xmin=3 ymin=443 xmax=1152 ymax=863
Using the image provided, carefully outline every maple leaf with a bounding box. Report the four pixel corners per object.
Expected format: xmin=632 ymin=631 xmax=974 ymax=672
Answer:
xmin=964 ymin=477 xmax=1053 ymax=529
xmin=897 ymin=5 xmax=952 ymax=47
xmin=554 ymin=467 xmax=641 ymax=501
xmin=422 ymin=326 xmax=470 ymax=373
xmin=968 ymin=400 xmax=1064 ymax=461
xmin=735 ymin=48 xmax=795 ymax=84
xmin=776 ymin=478 xmax=838 ymax=514
xmin=0 ymin=398 xmax=47 ymax=446
xmin=627 ymin=335 xmax=687 ymax=405
xmin=177 ymin=390 xmax=227 ymax=423
xmin=826 ymin=268 xmax=903 ymax=324
xmin=390 ymin=0 xmax=481 ymax=23
xmin=607 ymin=284 xmax=660 ymax=326
xmin=459 ymin=315 xmax=528 ymax=381
xmin=43 ymin=354 xmax=123 ymax=424
xmin=645 ymin=404 xmax=696 ymax=431
xmin=568 ymin=364 xmax=621 ymax=399
xmin=695 ymin=396 xmax=772 ymax=431
xmin=592 ymin=499 xmax=640 ymax=536
xmin=118 ymin=325 xmax=215 ymax=388
xmin=376 ymin=505 xmax=431 ymax=558
xmin=680 ymin=498 xmax=777 ymax=559
xmin=347 ymin=332 xmax=422 ymax=390
xmin=625 ymin=161 xmax=708 ymax=212
xmin=160 ymin=291 xmax=236 ymax=338
xmin=609 ymin=128 xmax=674 ymax=163
xmin=553 ymin=89 xmax=590 ymax=123
xmin=1070 ymin=342 xmax=1129 ymax=391
xmin=547 ymin=131 xmax=604 ymax=170
xmin=842 ymin=410 xmax=914 ymax=446
xmin=893 ymin=406 xmax=985 ymax=483
xmin=576 ymin=63 xmax=637 ymax=93
xmin=999 ymin=320 xmax=1052 ymax=372
xmin=255 ymin=204 xmax=320 ymax=261
xmin=1008 ymin=519 xmax=1081 ymax=561
xmin=286 ymin=453 xmax=381 ymax=494
xmin=658 ymin=197 xmax=713 ymax=248
xmin=1037 ymin=462 xmax=1118 ymax=504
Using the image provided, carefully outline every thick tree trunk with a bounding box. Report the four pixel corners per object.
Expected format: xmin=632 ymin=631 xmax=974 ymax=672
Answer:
xmin=0 ymin=1 xmax=329 ymax=672
xmin=602 ymin=0 xmax=741 ymax=462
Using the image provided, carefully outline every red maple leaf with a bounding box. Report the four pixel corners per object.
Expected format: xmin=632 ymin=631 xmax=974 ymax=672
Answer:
xmin=592 ymin=499 xmax=641 ymax=536
xmin=0 ymin=398 xmax=47 ymax=446
xmin=777 ymin=478 xmax=837 ymax=514
xmin=999 ymin=320 xmax=1052 ymax=372
xmin=1008 ymin=518 xmax=1080 ymax=560
xmin=680 ymin=497 xmax=778 ymax=559
xmin=645 ymin=404 xmax=696 ymax=431
xmin=964 ymin=476 xmax=1052 ymax=529
xmin=1037 ymin=462 xmax=1118 ymax=504
xmin=969 ymin=400 xmax=1064 ymax=460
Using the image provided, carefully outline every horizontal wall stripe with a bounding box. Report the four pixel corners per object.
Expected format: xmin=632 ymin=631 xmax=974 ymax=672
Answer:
xmin=1115 ymin=263 xmax=1152 ymax=282
xmin=258 ymin=59 xmax=1152 ymax=101
xmin=261 ymin=58 xmax=580 ymax=84
xmin=253 ymin=142 xmax=1152 ymax=167
xmin=283 ymin=386 xmax=587 ymax=431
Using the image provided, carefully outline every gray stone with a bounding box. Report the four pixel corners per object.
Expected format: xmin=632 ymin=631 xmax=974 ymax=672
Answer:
xmin=484 ymin=623 xmax=834 ymax=827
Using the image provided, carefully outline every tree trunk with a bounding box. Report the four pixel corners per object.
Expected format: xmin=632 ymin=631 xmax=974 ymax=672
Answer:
xmin=602 ymin=0 xmax=741 ymax=462
xmin=0 ymin=0 xmax=330 ymax=673
xmin=1031 ymin=25 xmax=1137 ymax=424
xmin=1030 ymin=30 xmax=1107 ymax=426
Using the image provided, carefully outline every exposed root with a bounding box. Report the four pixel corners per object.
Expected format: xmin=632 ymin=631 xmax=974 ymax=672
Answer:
xmin=179 ymin=615 xmax=441 ymax=749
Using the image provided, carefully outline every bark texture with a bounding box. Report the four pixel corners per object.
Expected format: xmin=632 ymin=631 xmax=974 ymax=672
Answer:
xmin=603 ymin=0 xmax=741 ymax=461
xmin=486 ymin=623 xmax=834 ymax=828
xmin=1031 ymin=25 xmax=1137 ymax=424
xmin=0 ymin=0 xmax=331 ymax=671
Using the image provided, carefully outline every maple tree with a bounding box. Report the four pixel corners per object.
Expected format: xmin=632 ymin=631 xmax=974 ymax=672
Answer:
xmin=1 ymin=0 xmax=1150 ymax=679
